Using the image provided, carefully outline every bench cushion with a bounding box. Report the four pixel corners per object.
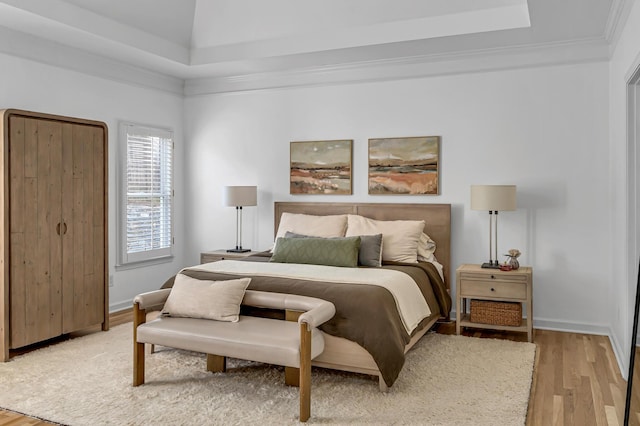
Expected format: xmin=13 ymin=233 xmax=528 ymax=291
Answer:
xmin=137 ymin=315 xmax=325 ymax=368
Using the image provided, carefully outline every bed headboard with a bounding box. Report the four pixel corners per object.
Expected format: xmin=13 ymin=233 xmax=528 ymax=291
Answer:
xmin=274 ymin=202 xmax=451 ymax=288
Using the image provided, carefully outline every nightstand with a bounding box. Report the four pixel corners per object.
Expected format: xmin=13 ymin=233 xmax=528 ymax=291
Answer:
xmin=455 ymin=264 xmax=533 ymax=342
xmin=200 ymin=249 xmax=262 ymax=264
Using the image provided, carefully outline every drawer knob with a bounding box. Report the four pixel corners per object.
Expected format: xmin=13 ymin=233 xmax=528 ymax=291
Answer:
xmin=491 ymin=288 xmax=495 ymax=292
xmin=491 ymin=275 xmax=495 ymax=279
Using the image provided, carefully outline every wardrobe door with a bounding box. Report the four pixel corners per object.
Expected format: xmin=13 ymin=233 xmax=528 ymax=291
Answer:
xmin=9 ymin=117 xmax=63 ymax=348
xmin=61 ymin=123 xmax=106 ymax=333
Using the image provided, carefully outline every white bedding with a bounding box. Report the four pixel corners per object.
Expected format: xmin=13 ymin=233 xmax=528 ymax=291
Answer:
xmin=189 ymin=260 xmax=431 ymax=334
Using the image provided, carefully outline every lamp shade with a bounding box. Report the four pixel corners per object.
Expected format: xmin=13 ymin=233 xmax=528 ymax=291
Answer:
xmin=470 ymin=185 xmax=516 ymax=211
xmin=223 ymin=186 xmax=257 ymax=207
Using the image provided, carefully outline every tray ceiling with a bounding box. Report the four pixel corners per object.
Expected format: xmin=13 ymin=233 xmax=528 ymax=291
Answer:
xmin=0 ymin=0 xmax=625 ymax=92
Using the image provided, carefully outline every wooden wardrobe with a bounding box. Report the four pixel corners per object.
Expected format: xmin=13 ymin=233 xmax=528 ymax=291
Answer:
xmin=0 ymin=109 xmax=109 ymax=361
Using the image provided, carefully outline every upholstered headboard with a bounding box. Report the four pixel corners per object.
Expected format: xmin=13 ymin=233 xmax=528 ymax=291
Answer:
xmin=274 ymin=202 xmax=451 ymax=288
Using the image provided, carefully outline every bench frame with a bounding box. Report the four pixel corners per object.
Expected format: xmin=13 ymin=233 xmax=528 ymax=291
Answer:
xmin=132 ymin=289 xmax=334 ymax=422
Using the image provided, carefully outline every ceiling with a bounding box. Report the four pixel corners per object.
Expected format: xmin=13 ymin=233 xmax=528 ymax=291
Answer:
xmin=0 ymin=0 xmax=629 ymax=93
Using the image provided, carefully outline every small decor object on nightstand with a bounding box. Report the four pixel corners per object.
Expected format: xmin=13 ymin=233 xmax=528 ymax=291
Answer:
xmin=505 ymin=248 xmax=521 ymax=270
xmin=224 ymin=186 xmax=257 ymax=253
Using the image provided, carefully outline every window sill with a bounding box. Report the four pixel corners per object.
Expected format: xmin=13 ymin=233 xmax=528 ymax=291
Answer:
xmin=115 ymin=255 xmax=175 ymax=271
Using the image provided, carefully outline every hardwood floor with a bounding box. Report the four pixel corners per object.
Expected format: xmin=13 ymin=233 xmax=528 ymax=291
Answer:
xmin=435 ymin=322 xmax=628 ymax=426
xmin=0 ymin=313 xmax=631 ymax=426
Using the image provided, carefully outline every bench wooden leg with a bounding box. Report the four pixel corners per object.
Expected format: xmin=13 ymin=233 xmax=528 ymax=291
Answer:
xmin=285 ymin=367 xmax=299 ymax=386
xmin=207 ymin=354 xmax=226 ymax=373
xmin=299 ymin=324 xmax=312 ymax=422
xmin=286 ymin=309 xmax=302 ymax=387
xmin=133 ymin=304 xmax=146 ymax=386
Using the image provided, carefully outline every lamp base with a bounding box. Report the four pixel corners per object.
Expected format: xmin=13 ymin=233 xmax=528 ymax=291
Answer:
xmin=227 ymin=248 xmax=251 ymax=253
xmin=480 ymin=262 xmax=501 ymax=269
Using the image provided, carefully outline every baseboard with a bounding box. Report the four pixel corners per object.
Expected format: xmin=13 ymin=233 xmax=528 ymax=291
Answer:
xmin=609 ymin=328 xmax=629 ymax=381
xmin=109 ymin=300 xmax=133 ymax=313
xmin=531 ymin=318 xmax=611 ymax=336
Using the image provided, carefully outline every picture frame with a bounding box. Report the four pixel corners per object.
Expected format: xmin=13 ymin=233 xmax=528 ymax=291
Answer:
xmin=290 ymin=139 xmax=353 ymax=195
xmin=368 ymin=136 xmax=440 ymax=195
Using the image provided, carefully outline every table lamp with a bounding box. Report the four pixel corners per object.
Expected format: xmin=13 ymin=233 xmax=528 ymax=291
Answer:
xmin=224 ymin=186 xmax=257 ymax=253
xmin=470 ymin=185 xmax=517 ymax=269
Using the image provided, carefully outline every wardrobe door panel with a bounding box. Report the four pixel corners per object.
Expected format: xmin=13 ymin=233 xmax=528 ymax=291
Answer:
xmin=62 ymin=124 xmax=105 ymax=332
xmin=9 ymin=116 xmax=26 ymax=348
xmin=35 ymin=119 xmax=63 ymax=343
xmin=22 ymin=119 xmax=39 ymax=346
xmin=91 ymin=127 xmax=106 ymax=328
xmin=86 ymin=126 xmax=105 ymax=327
xmin=10 ymin=118 xmax=63 ymax=347
xmin=61 ymin=122 xmax=74 ymax=332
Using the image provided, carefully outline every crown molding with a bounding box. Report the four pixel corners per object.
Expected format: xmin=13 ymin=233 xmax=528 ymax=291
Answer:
xmin=0 ymin=0 xmax=189 ymax=65
xmin=605 ymin=0 xmax=635 ymax=51
xmin=0 ymin=22 xmax=611 ymax=99
xmin=184 ymin=38 xmax=610 ymax=96
xmin=0 ymin=26 xmax=184 ymax=95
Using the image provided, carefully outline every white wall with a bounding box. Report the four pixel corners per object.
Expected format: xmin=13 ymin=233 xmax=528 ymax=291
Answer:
xmin=184 ymin=62 xmax=610 ymax=332
xmin=0 ymin=52 xmax=186 ymax=312
xmin=0 ymin=20 xmax=619 ymax=351
xmin=609 ymin=0 xmax=640 ymax=376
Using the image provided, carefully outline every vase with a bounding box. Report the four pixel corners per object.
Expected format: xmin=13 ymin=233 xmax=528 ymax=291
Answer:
xmin=507 ymin=256 xmax=520 ymax=270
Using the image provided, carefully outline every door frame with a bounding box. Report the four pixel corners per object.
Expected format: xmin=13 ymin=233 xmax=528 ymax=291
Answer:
xmin=627 ymin=64 xmax=640 ymax=353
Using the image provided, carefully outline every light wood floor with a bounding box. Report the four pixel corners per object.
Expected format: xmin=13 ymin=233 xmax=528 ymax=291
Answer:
xmin=436 ymin=322 xmax=628 ymax=426
xmin=0 ymin=312 xmax=631 ymax=426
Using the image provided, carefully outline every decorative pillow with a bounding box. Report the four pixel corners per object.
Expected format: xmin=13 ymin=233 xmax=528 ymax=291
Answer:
xmin=358 ymin=233 xmax=384 ymax=267
xmin=275 ymin=213 xmax=348 ymax=240
xmin=345 ymin=214 xmax=424 ymax=263
xmin=284 ymin=231 xmax=383 ymax=267
xmin=161 ymin=274 xmax=251 ymax=322
xmin=417 ymin=232 xmax=437 ymax=262
xmin=270 ymin=236 xmax=360 ymax=267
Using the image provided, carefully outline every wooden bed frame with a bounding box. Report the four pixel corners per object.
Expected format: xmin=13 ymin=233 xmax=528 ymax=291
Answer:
xmin=274 ymin=202 xmax=451 ymax=391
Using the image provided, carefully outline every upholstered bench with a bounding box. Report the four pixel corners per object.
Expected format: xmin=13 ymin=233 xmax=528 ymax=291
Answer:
xmin=132 ymin=289 xmax=336 ymax=422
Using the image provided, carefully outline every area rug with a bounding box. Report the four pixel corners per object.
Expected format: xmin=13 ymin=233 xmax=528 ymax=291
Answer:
xmin=0 ymin=324 xmax=535 ymax=425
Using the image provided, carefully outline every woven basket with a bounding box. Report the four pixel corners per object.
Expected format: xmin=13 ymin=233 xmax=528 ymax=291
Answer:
xmin=470 ymin=300 xmax=522 ymax=326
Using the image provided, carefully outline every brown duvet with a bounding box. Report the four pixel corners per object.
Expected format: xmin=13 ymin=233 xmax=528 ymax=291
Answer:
xmin=164 ymin=255 xmax=451 ymax=387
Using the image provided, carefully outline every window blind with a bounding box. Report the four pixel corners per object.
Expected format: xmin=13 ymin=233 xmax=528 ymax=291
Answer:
xmin=119 ymin=124 xmax=173 ymax=265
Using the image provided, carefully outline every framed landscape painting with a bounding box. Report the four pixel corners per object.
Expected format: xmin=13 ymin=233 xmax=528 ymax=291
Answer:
xmin=368 ymin=136 xmax=440 ymax=195
xmin=290 ymin=139 xmax=353 ymax=194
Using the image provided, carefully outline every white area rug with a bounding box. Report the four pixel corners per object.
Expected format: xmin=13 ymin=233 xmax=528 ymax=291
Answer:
xmin=0 ymin=324 xmax=535 ymax=425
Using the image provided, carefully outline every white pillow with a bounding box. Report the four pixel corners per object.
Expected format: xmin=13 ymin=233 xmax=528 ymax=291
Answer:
xmin=345 ymin=214 xmax=424 ymax=263
xmin=275 ymin=213 xmax=348 ymax=240
xmin=417 ymin=232 xmax=437 ymax=261
xmin=161 ymin=274 xmax=251 ymax=322
xmin=416 ymin=232 xmax=444 ymax=281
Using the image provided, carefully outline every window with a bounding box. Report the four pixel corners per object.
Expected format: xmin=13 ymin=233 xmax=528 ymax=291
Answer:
xmin=118 ymin=123 xmax=174 ymax=265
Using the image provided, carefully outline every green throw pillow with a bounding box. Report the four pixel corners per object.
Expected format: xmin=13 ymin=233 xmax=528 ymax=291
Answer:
xmin=284 ymin=231 xmax=383 ymax=267
xmin=270 ymin=236 xmax=361 ymax=267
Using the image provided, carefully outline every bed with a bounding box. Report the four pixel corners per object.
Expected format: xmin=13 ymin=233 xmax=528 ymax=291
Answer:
xmin=177 ymin=202 xmax=451 ymax=390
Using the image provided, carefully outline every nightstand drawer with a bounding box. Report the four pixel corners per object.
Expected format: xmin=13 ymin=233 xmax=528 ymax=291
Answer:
xmin=459 ymin=272 xmax=528 ymax=282
xmin=459 ymin=280 xmax=527 ymax=299
xmin=200 ymin=250 xmax=262 ymax=264
xmin=201 ymin=254 xmax=226 ymax=263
